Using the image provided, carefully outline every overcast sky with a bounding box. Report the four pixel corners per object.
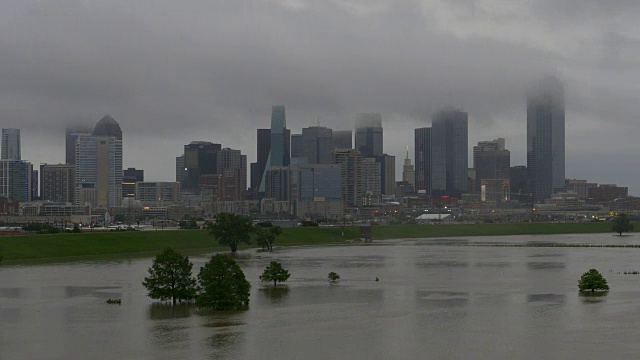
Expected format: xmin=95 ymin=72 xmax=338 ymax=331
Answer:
xmin=2 ymin=0 xmax=639 ymax=193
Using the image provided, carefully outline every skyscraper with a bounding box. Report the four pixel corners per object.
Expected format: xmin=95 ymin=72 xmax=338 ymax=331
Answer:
xmin=402 ymin=147 xmax=415 ymax=188
xmin=0 ymin=160 xmax=32 ymax=201
xmin=182 ymin=141 xmax=221 ymax=192
xmin=527 ymin=77 xmax=565 ymax=201
xmin=375 ymin=154 xmax=396 ymax=196
xmin=355 ymin=113 xmax=383 ymax=157
xmin=123 ymin=168 xmax=144 ymax=198
xmin=250 ymin=129 xmax=271 ymax=195
xmin=473 ymin=138 xmax=510 ymax=192
xmin=75 ymin=116 xmax=123 ymax=208
xmin=260 ymin=106 xmax=290 ymax=192
xmin=302 ymin=126 xmax=333 ymax=164
xmin=290 ymin=134 xmax=304 ymax=158
xmin=414 ymin=127 xmax=431 ymax=194
xmin=332 ymin=130 xmax=352 ymax=149
xmin=66 ymin=124 xmax=92 ymax=165
xmin=431 ymin=109 xmax=468 ymax=197
xmin=2 ymin=129 xmax=21 ymax=160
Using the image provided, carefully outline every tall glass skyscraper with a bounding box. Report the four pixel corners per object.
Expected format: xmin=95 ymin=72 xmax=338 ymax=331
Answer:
xmin=260 ymin=105 xmax=290 ymax=192
xmin=527 ymin=77 xmax=565 ymax=201
xmin=414 ymin=127 xmax=432 ymax=194
xmin=431 ymin=109 xmax=468 ymax=197
xmin=1 ymin=128 xmax=21 ymax=160
xmin=355 ymin=113 xmax=383 ymax=157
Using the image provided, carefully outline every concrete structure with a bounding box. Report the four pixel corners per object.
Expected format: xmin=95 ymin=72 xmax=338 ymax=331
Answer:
xmin=40 ymin=164 xmax=75 ymax=203
xmin=302 ymin=126 xmax=333 ymax=164
xmin=358 ymin=157 xmax=382 ymax=206
xmin=175 ymin=155 xmax=185 ymax=183
xmin=480 ymin=179 xmax=511 ymax=203
xmin=20 ymin=201 xmax=91 ymax=216
xmin=565 ymin=179 xmax=598 ymax=199
xmin=588 ymin=184 xmax=628 ymax=203
xmin=264 ymin=166 xmax=290 ymax=201
xmin=290 ymin=133 xmax=304 ymax=158
xmin=431 ymin=109 xmax=468 ymax=197
xmin=1 ymin=128 xmax=21 ymax=160
xmin=355 ymin=113 xmax=383 ymax=157
xmin=250 ymin=128 xmax=271 ymax=196
xmin=414 ymin=127 xmax=431 ymax=194
xmin=182 ymin=141 xmax=221 ymax=192
xmin=527 ymin=77 xmax=565 ymax=201
xmin=402 ymin=147 xmax=415 ymax=189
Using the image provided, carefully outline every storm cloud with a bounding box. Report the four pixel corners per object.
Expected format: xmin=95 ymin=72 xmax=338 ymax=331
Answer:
xmin=1 ymin=0 xmax=638 ymax=192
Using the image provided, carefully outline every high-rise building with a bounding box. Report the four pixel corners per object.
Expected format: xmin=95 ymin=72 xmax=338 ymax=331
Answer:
xmin=473 ymin=138 xmax=510 ymax=195
xmin=75 ymin=116 xmax=123 ymax=208
xmin=66 ymin=124 xmax=92 ymax=165
xmin=260 ymin=106 xmax=290 ymax=192
xmin=136 ymin=182 xmax=180 ymax=205
xmin=40 ymin=164 xmax=75 ymax=203
xmin=290 ymin=163 xmax=343 ymax=218
xmin=302 ymin=126 xmax=333 ymax=164
xmin=355 ymin=113 xmax=383 ymax=157
xmin=334 ymin=149 xmax=359 ymax=208
xmin=1 ymin=129 xmax=21 ymax=160
xmin=375 ymin=154 xmax=396 ymax=196
xmin=175 ymin=155 xmax=185 ymax=183
xmin=510 ymin=166 xmax=528 ymax=201
xmin=123 ymin=168 xmax=144 ymax=198
xmin=431 ymin=109 xmax=468 ymax=197
xmin=0 ymin=160 xmax=32 ymax=201
xmin=402 ymin=147 xmax=415 ymax=188
xmin=182 ymin=141 xmax=221 ymax=192
xmin=414 ymin=128 xmax=431 ymax=194
xmin=358 ymin=157 xmax=382 ymax=206
xmin=332 ymin=130 xmax=352 ymax=149
xmin=290 ymin=134 xmax=304 ymax=158
xmin=527 ymin=77 xmax=565 ymax=201
xmin=264 ymin=166 xmax=290 ymax=201
xmin=250 ymin=129 xmax=271 ymax=195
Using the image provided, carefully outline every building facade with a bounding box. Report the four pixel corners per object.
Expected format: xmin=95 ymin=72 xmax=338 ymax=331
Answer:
xmin=0 ymin=160 xmax=32 ymax=202
xmin=1 ymin=128 xmax=21 ymax=160
xmin=332 ymin=130 xmax=352 ymax=149
xmin=527 ymin=77 xmax=565 ymax=201
xmin=40 ymin=164 xmax=75 ymax=203
xmin=431 ymin=109 xmax=468 ymax=197
xmin=260 ymin=106 xmax=290 ymax=192
xmin=355 ymin=113 xmax=383 ymax=157
xmin=302 ymin=126 xmax=333 ymax=164
xmin=414 ymin=127 xmax=431 ymax=194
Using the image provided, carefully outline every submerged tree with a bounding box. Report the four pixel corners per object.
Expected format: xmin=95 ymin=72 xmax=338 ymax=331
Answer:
xmin=612 ymin=213 xmax=634 ymax=236
xmin=196 ymin=254 xmax=251 ymax=310
xmin=207 ymin=213 xmax=254 ymax=254
xmin=255 ymin=226 xmax=282 ymax=251
xmin=260 ymin=261 xmax=291 ymax=287
xmin=142 ymin=248 xmax=198 ymax=305
xmin=328 ymin=272 xmax=340 ymax=284
xmin=578 ymin=269 xmax=610 ymax=292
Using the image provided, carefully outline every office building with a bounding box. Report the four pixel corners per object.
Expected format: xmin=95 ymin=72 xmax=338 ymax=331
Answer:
xmin=375 ymin=154 xmax=396 ymax=196
xmin=565 ymin=179 xmax=598 ymax=199
xmin=402 ymin=147 xmax=415 ymax=189
xmin=182 ymin=141 xmax=221 ymax=191
xmin=40 ymin=164 xmax=75 ymax=203
xmin=334 ymin=149 xmax=359 ymax=208
xmin=290 ymin=134 xmax=304 ymax=158
xmin=302 ymin=126 xmax=333 ymax=164
xmin=123 ymin=168 xmax=144 ymax=198
xmin=250 ymin=129 xmax=271 ymax=195
xmin=2 ymin=129 xmax=21 ymax=160
xmin=358 ymin=157 xmax=382 ymax=205
xmin=414 ymin=127 xmax=431 ymax=194
xmin=355 ymin=113 xmax=383 ymax=157
xmin=527 ymin=77 xmax=565 ymax=201
xmin=260 ymin=105 xmax=290 ymax=191
xmin=431 ymin=109 xmax=468 ymax=197
xmin=510 ymin=166 xmax=528 ymax=201
xmin=175 ymin=155 xmax=185 ymax=183
xmin=66 ymin=124 xmax=92 ymax=165
xmin=290 ymin=163 xmax=343 ymax=218
xmin=0 ymin=160 xmax=32 ymax=202
xmin=75 ymin=116 xmax=123 ymax=208
xmin=473 ymin=138 xmax=510 ymax=194
xmin=333 ymin=130 xmax=352 ymax=149
xmin=136 ymin=182 xmax=180 ymax=205
xmin=264 ymin=166 xmax=290 ymax=201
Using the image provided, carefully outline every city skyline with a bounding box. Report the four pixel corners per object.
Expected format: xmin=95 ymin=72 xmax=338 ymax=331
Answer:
xmin=2 ymin=1 xmax=639 ymax=193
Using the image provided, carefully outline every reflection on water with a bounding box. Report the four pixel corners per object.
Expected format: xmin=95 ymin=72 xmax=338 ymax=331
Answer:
xmin=148 ymin=303 xmax=194 ymax=320
xmin=2 ymin=233 xmax=640 ymax=359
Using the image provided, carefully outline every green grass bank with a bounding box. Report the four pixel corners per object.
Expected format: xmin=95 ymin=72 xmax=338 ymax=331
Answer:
xmin=0 ymin=222 xmax=633 ymax=262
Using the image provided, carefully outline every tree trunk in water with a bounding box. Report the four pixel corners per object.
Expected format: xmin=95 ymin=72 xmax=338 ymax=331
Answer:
xmin=173 ymin=296 xmax=176 ymax=306
xmin=231 ymin=243 xmax=238 ymax=254
xmin=274 ymin=279 xmax=277 ymax=287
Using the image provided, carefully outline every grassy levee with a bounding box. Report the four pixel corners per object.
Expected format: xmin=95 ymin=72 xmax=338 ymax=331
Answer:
xmin=371 ymin=222 xmax=630 ymax=239
xmin=0 ymin=222 xmax=633 ymax=262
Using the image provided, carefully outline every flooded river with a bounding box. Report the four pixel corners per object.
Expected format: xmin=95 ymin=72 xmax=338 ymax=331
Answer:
xmin=2 ymin=233 xmax=640 ymax=359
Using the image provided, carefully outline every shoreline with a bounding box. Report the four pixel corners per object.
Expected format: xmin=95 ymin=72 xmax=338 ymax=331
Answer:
xmin=0 ymin=222 xmax=635 ymax=264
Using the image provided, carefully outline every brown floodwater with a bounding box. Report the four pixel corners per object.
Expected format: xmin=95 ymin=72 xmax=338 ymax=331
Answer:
xmin=2 ymin=233 xmax=640 ymax=359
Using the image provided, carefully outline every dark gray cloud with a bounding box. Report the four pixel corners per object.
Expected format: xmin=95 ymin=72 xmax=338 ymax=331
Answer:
xmin=1 ymin=0 xmax=639 ymax=192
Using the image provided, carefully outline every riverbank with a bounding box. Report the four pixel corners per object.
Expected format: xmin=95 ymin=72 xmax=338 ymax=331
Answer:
xmin=0 ymin=222 xmax=632 ymax=262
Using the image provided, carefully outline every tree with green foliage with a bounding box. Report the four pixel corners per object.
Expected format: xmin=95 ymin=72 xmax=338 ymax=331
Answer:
xmin=255 ymin=226 xmax=282 ymax=251
xmin=142 ymin=248 xmax=198 ymax=305
xmin=328 ymin=272 xmax=340 ymax=284
xmin=72 ymin=223 xmax=81 ymax=233
xmin=207 ymin=213 xmax=254 ymax=254
xmin=578 ymin=269 xmax=610 ymax=292
xmin=612 ymin=213 xmax=634 ymax=236
xmin=260 ymin=261 xmax=290 ymax=287
xmin=196 ymin=254 xmax=251 ymax=310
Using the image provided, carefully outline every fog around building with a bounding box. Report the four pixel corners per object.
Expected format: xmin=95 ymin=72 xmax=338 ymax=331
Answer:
xmin=1 ymin=0 xmax=639 ymax=192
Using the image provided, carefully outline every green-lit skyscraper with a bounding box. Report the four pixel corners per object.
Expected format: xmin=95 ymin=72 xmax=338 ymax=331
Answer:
xmin=260 ymin=105 xmax=290 ymax=192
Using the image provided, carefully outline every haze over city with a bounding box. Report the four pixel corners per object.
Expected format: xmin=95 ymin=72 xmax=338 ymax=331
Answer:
xmin=1 ymin=0 xmax=638 ymax=193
